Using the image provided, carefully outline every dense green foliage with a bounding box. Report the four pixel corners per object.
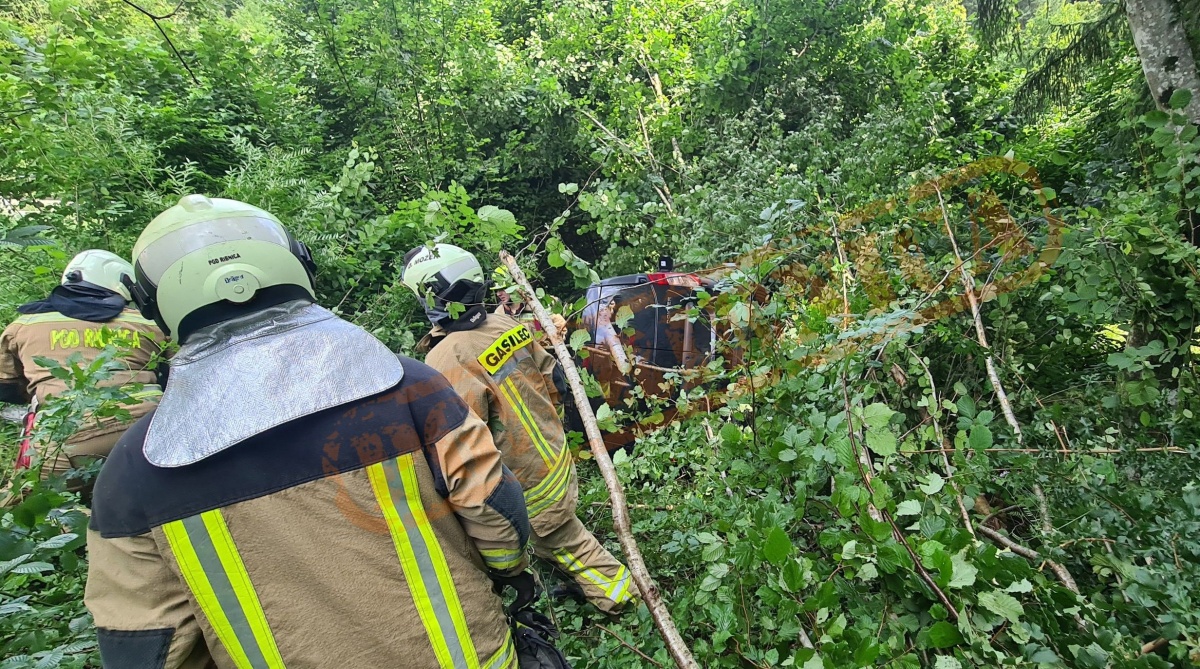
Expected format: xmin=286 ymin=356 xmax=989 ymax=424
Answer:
xmin=2 ymin=0 xmax=1199 ymax=666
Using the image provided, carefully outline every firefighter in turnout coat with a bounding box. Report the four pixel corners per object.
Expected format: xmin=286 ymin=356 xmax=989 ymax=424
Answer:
xmin=84 ymin=196 xmax=535 ymax=669
xmin=402 ymin=243 xmax=636 ymax=615
xmin=0 ymin=249 xmax=165 ymax=487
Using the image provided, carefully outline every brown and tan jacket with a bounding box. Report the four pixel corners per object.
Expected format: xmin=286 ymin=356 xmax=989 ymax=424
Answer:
xmin=0 ymin=308 xmax=165 ymax=443
xmin=422 ymin=314 xmax=576 ymax=535
xmin=85 ymin=358 xmax=529 ymax=669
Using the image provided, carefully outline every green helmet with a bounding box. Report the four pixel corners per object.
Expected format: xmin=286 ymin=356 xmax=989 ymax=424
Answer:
xmin=62 ymin=249 xmax=135 ymax=301
xmin=401 ymin=243 xmax=489 ymax=327
xmin=129 ymin=195 xmax=317 ymax=340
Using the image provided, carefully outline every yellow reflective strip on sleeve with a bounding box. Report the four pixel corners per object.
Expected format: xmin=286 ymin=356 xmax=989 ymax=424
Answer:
xmin=478 ymin=548 xmax=524 ymax=571
xmin=369 ymin=456 xmax=481 ymax=669
xmin=477 ymin=325 xmax=534 ymax=374
xmin=552 ymin=549 xmax=635 ymax=605
xmin=163 ymin=519 xmax=257 ymax=669
xmin=523 ymin=450 xmax=572 ymax=518
xmin=498 ymin=379 xmax=556 ymax=466
xmin=200 ymin=511 xmax=286 ymax=668
xmin=483 ymin=629 xmax=516 ymax=669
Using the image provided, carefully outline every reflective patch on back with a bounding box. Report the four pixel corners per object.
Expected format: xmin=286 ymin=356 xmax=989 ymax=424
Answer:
xmin=477 ymin=325 xmax=533 ymax=375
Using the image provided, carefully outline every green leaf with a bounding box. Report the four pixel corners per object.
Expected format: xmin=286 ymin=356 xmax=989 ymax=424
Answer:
xmin=978 ymin=591 xmax=1024 ymax=623
xmin=968 ymin=425 xmax=992 ymax=450
xmin=702 ymin=542 xmax=725 ymax=562
xmin=1005 ymin=579 xmax=1033 ymax=593
xmin=1144 ymin=110 xmax=1170 ymax=128
xmin=866 ymin=428 xmax=897 ymax=456
xmin=720 ymin=422 xmax=742 ymax=445
xmin=934 ymin=657 xmax=962 ymax=669
xmin=896 ymin=499 xmax=922 ymax=516
xmin=802 ymin=654 xmax=824 ymax=669
xmin=1168 ymin=88 xmax=1193 ymax=110
xmin=782 ymin=558 xmax=807 ymax=591
xmin=948 ymin=552 xmax=977 ymax=589
xmin=862 ymin=403 xmax=896 ymax=429
xmin=919 ymin=473 xmax=945 ymax=495
xmin=927 ymin=621 xmax=963 ymax=648
xmin=778 ymin=448 xmax=799 ymax=462
xmin=763 ymin=527 xmax=792 ymax=565
xmin=1039 ymin=187 xmax=1057 ymax=202
xmin=569 ymin=328 xmax=591 ymax=350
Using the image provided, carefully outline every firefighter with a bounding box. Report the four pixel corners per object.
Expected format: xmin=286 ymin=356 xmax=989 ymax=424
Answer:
xmin=402 ymin=243 xmax=636 ymax=615
xmin=0 ymin=249 xmax=165 ymax=491
xmin=85 ymin=195 xmax=534 ymax=668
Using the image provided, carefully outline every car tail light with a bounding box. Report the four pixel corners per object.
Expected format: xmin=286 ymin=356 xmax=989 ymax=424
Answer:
xmin=646 ymin=272 xmax=701 ymax=287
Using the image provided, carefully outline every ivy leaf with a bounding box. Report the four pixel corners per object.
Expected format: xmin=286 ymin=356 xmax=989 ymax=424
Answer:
xmin=978 ymin=591 xmax=1024 ymax=623
xmin=926 ymin=621 xmax=963 ymax=648
xmin=896 ymin=499 xmax=922 ymax=516
xmin=919 ymin=473 xmax=945 ymax=495
xmin=763 ymin=527 xmax=792 ymax=565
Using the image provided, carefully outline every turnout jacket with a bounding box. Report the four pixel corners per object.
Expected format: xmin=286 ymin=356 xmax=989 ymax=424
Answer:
xmin=85 ymin=359 xmax=531 ymax=669
xmin=423 ymin=314 xmax=576 ymax=535
xmin=0 ymin=308 xmax=164 ymax=442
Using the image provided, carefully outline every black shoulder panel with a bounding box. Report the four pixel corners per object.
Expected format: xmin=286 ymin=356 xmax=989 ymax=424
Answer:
xmin=90 ymin=356 xmax=471 ymax=538
xmin=97 ymin=627 xmax=173 ymax=669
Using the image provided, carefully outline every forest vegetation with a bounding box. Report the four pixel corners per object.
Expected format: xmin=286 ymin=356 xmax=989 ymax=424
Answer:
xmin=1 ymin=0 xmax=1200 ymax=666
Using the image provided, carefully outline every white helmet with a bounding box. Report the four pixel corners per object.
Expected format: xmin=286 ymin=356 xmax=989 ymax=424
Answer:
xmin=129 ymin=194 xmax=317 ymax=340
xmin=400 ymin=243 xmax=490 ymax=327
xmin=62 ymin=250 xmax=135 ymax=301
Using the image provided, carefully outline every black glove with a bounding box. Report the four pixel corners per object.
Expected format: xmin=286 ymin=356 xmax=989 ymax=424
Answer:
xmin=491 ymin=571 xmax=540 ymax=614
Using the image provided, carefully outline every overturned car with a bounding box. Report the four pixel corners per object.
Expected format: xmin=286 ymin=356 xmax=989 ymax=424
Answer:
xmin=567 ymin=258 xmax=749 ymax=450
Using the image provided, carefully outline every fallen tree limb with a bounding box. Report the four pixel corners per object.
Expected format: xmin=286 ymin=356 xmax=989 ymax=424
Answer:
xmin=975 ymin=525 xmax=1079 ymax=595
xmin=1140 ymin=638 xmax=1168 ymax=656
xmin=901 ymin=447 xmax=1189 ymax=455
xmin=500 ymin=252 xmax=700 ymax=669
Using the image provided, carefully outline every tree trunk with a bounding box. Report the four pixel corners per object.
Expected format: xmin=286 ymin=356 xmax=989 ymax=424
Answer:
xmin=1125 ymin=0 xmax=1200 ymax=124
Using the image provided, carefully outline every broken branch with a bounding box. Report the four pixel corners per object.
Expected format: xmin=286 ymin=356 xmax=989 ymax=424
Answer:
xmin=500 ymin=252 xmax=699 ymax=669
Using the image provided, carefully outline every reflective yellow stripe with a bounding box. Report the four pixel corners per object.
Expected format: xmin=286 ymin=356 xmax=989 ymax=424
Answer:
xmin=552 ymin=549 xmax=636 ymax=605
xmin=163 ymin=511 xmax=286 ymax=669
xmin=479 ymin=548 xmax=524 ymax=571
xmin=483 ymin=629 xmax=516 ymax=669
xmin=524 ymin=450 xmax=572 ymax=517
xmin=13 ymin=313 xmax=78 ymax=326
xmin=498 ymin=378 xmax=557 ymax=467
xmin=369 ymin=455 xmax=480 ymax=669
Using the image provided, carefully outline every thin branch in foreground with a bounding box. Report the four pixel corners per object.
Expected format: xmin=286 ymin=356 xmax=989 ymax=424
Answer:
xmin=500 ymin=252 xmax=700 ymax=669
xmin=120 ymin=0 xmax=200 ymax=85
xmin=974 ymin=525 xmax=1080 ymax=595
xmin=596 ymin=625 xmax=665 ymax=668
